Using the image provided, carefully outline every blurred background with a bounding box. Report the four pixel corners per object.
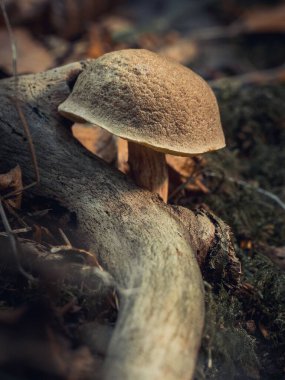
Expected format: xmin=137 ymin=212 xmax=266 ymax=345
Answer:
xmin=1 ymin=0 xmax=285 ymax=80
xmin=2 ymin=0 xmax=284 ymax=155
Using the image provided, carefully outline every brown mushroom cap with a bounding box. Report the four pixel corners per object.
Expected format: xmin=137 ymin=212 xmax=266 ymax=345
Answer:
xmin=59 ymin=49 xmax=225 ymax=155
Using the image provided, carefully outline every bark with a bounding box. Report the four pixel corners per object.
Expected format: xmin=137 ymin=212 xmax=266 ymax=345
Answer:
xmin=0 ymin=63 xmax=219 ymax=379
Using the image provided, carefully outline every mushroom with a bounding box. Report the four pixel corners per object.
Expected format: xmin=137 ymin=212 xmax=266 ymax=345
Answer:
xmin=58 ymin=49 xmax=225 ymax=201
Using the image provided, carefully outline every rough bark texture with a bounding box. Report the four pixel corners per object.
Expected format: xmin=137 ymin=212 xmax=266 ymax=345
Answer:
xmin=128 ymin=142 xmax=169 ymax=202
xmin=0 ymin=63 xmax=206 ymax=380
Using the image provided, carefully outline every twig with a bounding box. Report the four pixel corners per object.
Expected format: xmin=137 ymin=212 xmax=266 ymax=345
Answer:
xmin=0 ymin=226 xmax=32 ymax=236
xmin=53 ymin=229 xmax=104 ymax=271
xmin=209 ymin=64 xmax=285 ymax=86
xmin=3 ymin=201 xmax=29 ymax=227
xmin=168 ymin=176 xmax=196 ymax=201
xmin=0 ymin=199 xmax=34 ymax=280
xmin=59 ymin=228 xmax=72 ymax=247
xmin=0 ymin=200 xmax=18 ymax=257
xmin=0 ymin=0 xmax=37 ymax=281
xmin=230 ymin=177 xmax=285 ymax=212
xmin=0 ymin=0 xmax=40 ymax=191
xmin=2 ymin=181 xmax=38 ymax=200
xmin=189 ymin=23 xmax=243 ymax=41
xmin=206 ymin=171 xmax=285 ymax=212
xmin=168 ymin=159 xmax=205 ymax=201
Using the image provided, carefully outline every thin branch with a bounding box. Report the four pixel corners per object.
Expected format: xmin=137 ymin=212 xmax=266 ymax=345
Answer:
xmin=229 ymin=177 xmax=285 ymax=212
xmin=0 ymin=226 xmax=32 ymax=236
xmin=209 ymin=64 xmax=285 ymax=86
xmin=168 ymin=176 xmax=196 ymax=201
xmin=206 ymin=171 xmax=285 ymax=212
xmin=59 ymin=228 xmax=72 ymax=247
xmin=0 ymin=200 xmax=18 ymax=258
xmin=2 ymin=181 xmax=38 ymax=200
xmin=3 ymin=201 xmax=28 ymax=227
xmin=189 ymin=23 xmax=243 ymax=41
xmin=0 ymin=199 xmax=35 ymax=280
xmin=0 ymin=0 xmax=40 ymax=188
xmin=168 ymin=159 xmax=205 ymax=201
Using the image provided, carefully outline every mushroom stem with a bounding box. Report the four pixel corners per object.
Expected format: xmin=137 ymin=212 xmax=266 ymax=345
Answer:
xmin=128 ymin=141 xmax=169 ymax=202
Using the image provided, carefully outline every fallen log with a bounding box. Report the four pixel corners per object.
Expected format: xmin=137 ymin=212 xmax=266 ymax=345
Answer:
xmin=0 ymin=62 xmax=234 ymax=379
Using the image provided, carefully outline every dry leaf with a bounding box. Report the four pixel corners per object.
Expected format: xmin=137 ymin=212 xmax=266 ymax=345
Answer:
xmin=0 ymin=306 xmax=26 ymax=324
xmin=258 ymin=321 xmax=270 ymax=339
xmin=87 ymin=24 xmax=113 ymax=59
xmin=0 ymin=28 xmax=54 ymax=74
xmin=245 ymin=319 xmax=256 ymax=335
xmin=158 ymin=38 xmax=197 ymax=64
xmin=240 ymin=239 xmax=253 ymax=250
xmin=258 ymin=243 xmax=285 ymax=270
xmin=51 ymin=245 xmax=103 ymax=268
xmin=50 ymin=0 xmax=120 ymax=38
xmin=167 ymin=156 xmax=209 ymax=194
xmin=138 ymin=33 xmax=162 ymax=51
xmin=268 ymin=246 xmax=285 ymax=270
xmin=67 ymin=346 xmax=98 ymax=380
xmin=166 ymin=156 xmax=197 ymax=178
xmin=72 ymin=123 xmax=116 ymax=163
xmin=101 ymin=15 xmax=133 ymax=36
xmin=87 ymin=25 xmax=107 ymax=59
xmin=0 ymin=165 xmax=22 ymax=208
xmin=3 ymin=0 xmax=47 ymax=23
xmin=0 ymin=301 xmax=99 ymax=379
xmin=33 ymin=225 xmax=56 ymax=245
xmin=80 ymin=321 xmax=114 ymax=357
xmin=241 ymin=4 xmax=285 ymax=33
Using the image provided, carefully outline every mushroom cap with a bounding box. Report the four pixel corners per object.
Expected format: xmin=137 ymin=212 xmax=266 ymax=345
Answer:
xmin=59 ymin=49 xmax=225 ymax=155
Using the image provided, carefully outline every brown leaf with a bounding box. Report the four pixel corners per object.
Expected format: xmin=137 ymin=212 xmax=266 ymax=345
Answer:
xmin=166 ymin=155 xmax=209 ymax=193
xmin=67 ymin=346 xmax=99 ymax=380
xmin=0 ymin=165 xmax=22 ymax=208
xmin=72 ymin=123 xmax=116 ymax=163
xmin=51 ymin=244 xmax=103 ymax=268
xmin=50 ymin=0 xmax=120 ymax=39
xmin=241 ymin=4 xmax=285 ymax=33
xmin=158 ymin=38 xmax=197 ymax=65
xmin=137 ymin=32 xmax=162 ymax=51
xmin=0 ymin=301 xmax=99 ymax=379
xmin=87 ymin=24 xmax=112 ymax=59
xmin=166 ymin=156 xmax=211 ymax=197
xmin=258 ymin=321 xmax=270 ymax=339
xmin=33 ymin=225 xmax=57 ymax=245
xmin=269 ymin=246 xmax=285 ymax=270
xmin=0 ymin=306 xmax=26 ymax=324
xmin=3 ymin=0 xmax=47 ymax=23
xmin=0 ymin=27 xmax=54 ymax=74
xmin=257 ymin=242 xmax=285 ymax=270
xmin=101 ymin=15 xmax=133 ymax=37
xmin=245 ymin=319 xmax=256 ymax=335
xmin=166 ymin=156 xmax=197 ymax=178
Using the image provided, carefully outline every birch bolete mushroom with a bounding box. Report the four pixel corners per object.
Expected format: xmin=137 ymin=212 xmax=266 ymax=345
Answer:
xmin=58 ymin=49 xmax=225 ymax=201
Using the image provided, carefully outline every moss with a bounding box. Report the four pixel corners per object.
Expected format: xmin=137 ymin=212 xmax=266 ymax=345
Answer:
xmin=196 ymin=287 xmax=259 ymax=380
xmin=189 ymin=83 xmax=285 ymax=379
